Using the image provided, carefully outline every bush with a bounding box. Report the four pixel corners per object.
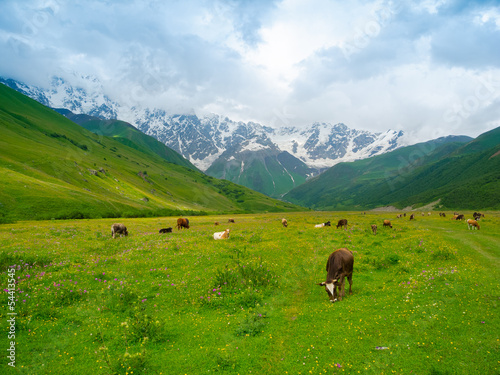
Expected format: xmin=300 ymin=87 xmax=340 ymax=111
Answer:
xmin=235 ymin=312 xmax=268 ymax=337
xmin=386 ymin=254 xmax=400 ymax=265
xmin=431 ymin=247 xmax=457 ymax=260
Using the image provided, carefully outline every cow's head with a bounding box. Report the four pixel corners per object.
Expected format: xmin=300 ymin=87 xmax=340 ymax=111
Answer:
xmin=325 ymin=221 xmax=331 ymax=226
xmin=124 ymin=230 xmax=129 ymax=236
xmin=317 ymin=280 xmax=338 ymax=302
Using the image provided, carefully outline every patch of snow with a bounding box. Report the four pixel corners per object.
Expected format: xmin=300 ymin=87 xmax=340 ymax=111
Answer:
xmin=241 ymin=141 xmax=269 ymax=152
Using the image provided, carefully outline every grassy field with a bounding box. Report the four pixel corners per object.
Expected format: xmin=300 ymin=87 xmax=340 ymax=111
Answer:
xmin=1 ymin=211 xmax=498 ymax=374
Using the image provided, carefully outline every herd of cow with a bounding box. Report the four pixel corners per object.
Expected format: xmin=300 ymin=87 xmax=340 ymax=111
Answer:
xmin=110 ymin=210 xmax=484 ymax=303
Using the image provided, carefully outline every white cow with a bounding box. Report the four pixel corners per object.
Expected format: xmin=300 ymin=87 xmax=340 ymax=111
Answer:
xmin=315 ymin=221 xmax=331 ymax=228
xmin=213 ymin=228 xmax=230 ymax=240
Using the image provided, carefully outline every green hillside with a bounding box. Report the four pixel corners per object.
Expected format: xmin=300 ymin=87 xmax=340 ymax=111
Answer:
xmin=53 ymin=109 xmax=199 ymax=171
xmin=284 ymin=133 xmax=500 ymax=210
xmin=0 ymin=84 xmax=303 ymax=222
xmin=206 ymin=150 xmax=314 ymax=198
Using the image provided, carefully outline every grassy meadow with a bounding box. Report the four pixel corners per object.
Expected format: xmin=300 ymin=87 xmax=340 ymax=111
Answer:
xmin=1 ymin=211 xmax=499 ymax=374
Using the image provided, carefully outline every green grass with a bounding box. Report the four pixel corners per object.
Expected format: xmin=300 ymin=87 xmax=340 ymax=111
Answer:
xmin=0 ymin=210 xmax=498 ymax=374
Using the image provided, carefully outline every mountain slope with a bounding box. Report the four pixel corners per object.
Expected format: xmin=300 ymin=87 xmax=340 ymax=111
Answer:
xmin=0 ymin=84 xmax=303 ymax=222
xmin=53 ymin=108 xmax=199 ymax=171
xmin=205 ymin=137 xmax=316 ymax=197
xmin=284 ymin=133 xmax=500 ymax=210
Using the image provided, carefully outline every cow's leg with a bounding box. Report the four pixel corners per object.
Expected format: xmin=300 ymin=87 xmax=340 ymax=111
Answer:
xmin=338 ymin=282 xmax=344 ymax=301
xmin=347 ymin=274 xmax=353 ymax=295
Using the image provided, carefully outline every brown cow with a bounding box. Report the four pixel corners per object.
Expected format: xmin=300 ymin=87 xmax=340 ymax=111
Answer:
xmin=177 ymin=218 xmax=190 ymax=230
xmin=473 ymin=212 xmax=484 ymax=220
xmin=336 ymin=219 xmax=348 ymax=229
xmin=228 ymin=218 xmax=235 ymax=223
xmin=317 ymin=248 xmax=354 ymax=303
xmin=383 ymin=220 xmax=392 ymax=228
xmin=282 ymin=218 xmax=288 ymax=227
xmin=371 ymin=224 xmax=377 ymax=235
xmin=456 ymin=214 xmax=464 ymax=221
xmin=111 ymin=223 xmax=128 ymax=238
xmin=159 ymin=227 xmax=172 ymax=233
xmin=466 ymin=219 xmax=480 ymax=230
xmin=214 ymin=222 xmax=220 ymax=226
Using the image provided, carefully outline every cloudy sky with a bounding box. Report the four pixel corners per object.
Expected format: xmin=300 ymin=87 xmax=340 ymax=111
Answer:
xmin=1 ymin=0 xmax=499 ymax=141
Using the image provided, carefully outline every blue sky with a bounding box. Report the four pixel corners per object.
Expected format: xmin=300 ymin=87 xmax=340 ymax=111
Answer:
xmin=1 ymin=0 xmax=499 ymax=141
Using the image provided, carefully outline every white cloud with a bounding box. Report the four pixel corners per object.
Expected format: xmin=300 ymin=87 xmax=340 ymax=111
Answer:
xmin=0 ymin=0 xmax=499 ymax=142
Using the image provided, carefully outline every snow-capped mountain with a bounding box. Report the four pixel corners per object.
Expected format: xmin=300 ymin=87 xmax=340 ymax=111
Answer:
xmin=120 ymin=108 xmax=404 ymax=171
xmin=1 ymin=75 xmax=407 ymax=197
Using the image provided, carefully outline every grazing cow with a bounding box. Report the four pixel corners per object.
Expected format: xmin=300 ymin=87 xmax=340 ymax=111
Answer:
xmin=111 ymin=223 xmax=128 ymax=238
xmin=177 ymin=218 xmax=190 ymax=230
xmin=396 ymin=214 xmax=402 ymax=218
xmin=473 ymin=212 xmax=484 ymax=220
xmin=371 ymin=224 xmax=377 ymax=235
xmin=214 ymin=222 xmax=220 ymax=226
xmin=336 ymin=219 xmax=348 ymax=229
xmin=403 ymin=213 xmax=406 ymax=217
xmin=466 ymin=219 xmax=480 ymax=230
xmin=213 ymin=228 xmax=230 ymax=240
xmin=228 ymin=218 xmax=235 ymax=223
xmin=383 ymin=220 xmax=392 ymax=228
xmin=439 ymin=212 xmax=446 ymax=217
xmin=282 ymin=218 xmax=288 ymax=227
xmin=315 ymin=221 xmax=331 ymax=228
xmin=317 ymin=248 xmax=354 ymax=303
xmin=159 ymin=227 xmax=172 ymax=234
xmin=455 ymin=214 xmax=465 ymax=221
xmin=409 ymin=214 xmax=415 ymax=221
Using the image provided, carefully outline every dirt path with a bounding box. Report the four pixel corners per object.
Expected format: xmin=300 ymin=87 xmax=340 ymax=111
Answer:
xmin=431 ymin=223 xmax=499 ymax=267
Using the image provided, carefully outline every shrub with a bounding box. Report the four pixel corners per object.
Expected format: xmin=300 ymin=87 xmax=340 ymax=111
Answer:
xmin=235 ymin=312 xmax=268 ymax=337
xmin=386 ymin=254 xmax=400 ymax=265
xmin=431 ymin=247 xmax=457 ymax=260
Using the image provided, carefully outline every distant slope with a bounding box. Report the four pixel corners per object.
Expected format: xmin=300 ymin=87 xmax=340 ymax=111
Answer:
xmin=206 ymin=144 xmax=316 ymax=198
xmin=0 ymin=84 xmax=303 ymax=222
xmin=53 ymin=108 xmax=199 ymax=171
xmin=284 ymin=133 xmax=500 ymax=210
